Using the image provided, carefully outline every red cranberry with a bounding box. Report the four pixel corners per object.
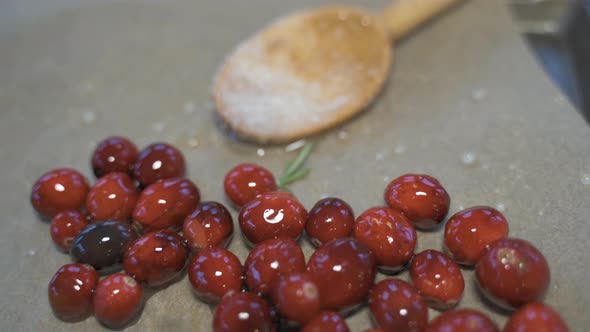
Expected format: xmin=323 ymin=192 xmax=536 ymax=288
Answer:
xmin=50 ymin=210 xmax=89 ymax=251
xmin=307 ymin=238 xmax=377 ymax=312
xmin=384 ymin=174 xmax=450 ymax=230
xmin=238 ymin=191 xmax=307 ymax=246
xmin=133 ymin=177 xmax=200 ymax=232
xmin=86 ymin=172 xmax=138 ymax=222
xmin=213 ymin=291 xmax=273 ymax=332
xmin=426 ymin=309 xmax=499 ymax=332
xmin=93 ymin=273 xmax=143 ymax=329
xmin=271 ymin=272 xmax=321 ymax=324
xmin=70 ymin=220 xmax=137 ymax=274
xmin=410 ymin=250 xmax=465 ymax=310
xmin=476 ymin=238 xmax=550 ymax=309
xmin=306 ymin=197 xmax=355 ymax=247
xmin=133 ymin=143 xmax=186 ymax=186
xmin=31 ymin=168 xmax=90 ymax=218
xmin=504 ymin=302 xmax=569 ymax=332
xmin=182 ymin=201 xmax=234 ymax=252
xmin=48 ymin=263 xmax=99 ymax=322
xmin=245 ymin=237 xmax=306 ymax=297
xmin=444 ymin=206 xmax=509 ymax=265
xmin=123 ymin=230 xmax=189 ymax=287
xmin=224 ymin=163 xmax=277 ymax=207
xmin=354 ymin=206 xmax=417 ymax=273
xmin=369 ymin=278 xmax=428 ymax=332
xmin=91 ymin=136 xmax=139 ymax=178
xmin=301 ymin=311 xmax=350 ymax=332
xmin=188 ymin=247 xmax=243 ymax=303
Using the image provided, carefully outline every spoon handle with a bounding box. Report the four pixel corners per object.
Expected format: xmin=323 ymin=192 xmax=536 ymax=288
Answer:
xmin=382 ymin=0 xmax=466 ymax=41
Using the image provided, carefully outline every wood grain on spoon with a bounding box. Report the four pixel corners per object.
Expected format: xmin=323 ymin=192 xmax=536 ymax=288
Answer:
xmin=213 ymin=0 xmax=463 ymax=143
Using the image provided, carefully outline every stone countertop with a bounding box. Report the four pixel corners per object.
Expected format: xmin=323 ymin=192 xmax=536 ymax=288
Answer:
xmin=0 ymin=0 xmax=588 ymax=331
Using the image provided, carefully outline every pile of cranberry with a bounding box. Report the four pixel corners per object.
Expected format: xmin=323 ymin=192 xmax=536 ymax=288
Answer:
xmin=33 ymin=136 xmax=569 ymax=331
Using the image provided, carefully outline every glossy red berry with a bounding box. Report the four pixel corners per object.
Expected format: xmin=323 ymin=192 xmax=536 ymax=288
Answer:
xmin=306 ymin=197 xmax=355 ymax=247
xmin=238 ymin=191 xmax=307 ymax=246
xmin=123 ymin=230 xmax=189 ymax=287
xmin=188 ymin=247 xmax=243 ymax=303
xmin=31 ymin=168 xmax=90 ymax=218
xmin=213 ymin=291 xmax=273 ymax=332
xmin=50 ymin=210 xmax=90 ymax=251
xmin=133 ymin=143 xmax=186 ymax=186
xmin=354 ymin=206 xmax=417 ymax=273
xmin=271 ymin=272 xmax=321 ymax=324
xmin=182 ymin=201 xmax=234 ymax=252
xmin=444 ymin=206 xmax=509 ymax=265
xmin=426 ymin=309 xmax=499 ymax=332
xmin=48 ymin=263 xmax=99 ymax=322
xmin=369 ymin=278 xmax=428 ymax=332
xmin=245 ymin=237 xmax=306 ymax=297
xmin=91 ymin=136 xmax=139 ymax=178
xmin=70 ymin=220 xmax=138 ymax=274
xmin=384 ymin=174 xmax=450 ymax=230
xmin=85 ymin=172 xmax=138 ymax=222
xmin=133 ymin=177 xmax=200 ymax=232
xmin=93 ymin=273 xmax=143 ymax=329
xmin=301 ymin=311 xmax=350 ymax=332
xmin=476 ymin=238 xmax=550 ymax=309
xmin=307 ymin=237 xmax=377 ymax=312
xmin=224 ymin=163 xmax=277 ymax=207
xmin=410 ymin=250 xmax=465 ymax=310
xmin=504 ymin=302 xmax=569 ymax=332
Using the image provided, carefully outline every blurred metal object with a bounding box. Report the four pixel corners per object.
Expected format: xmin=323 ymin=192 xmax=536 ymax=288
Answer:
xmin=563 ymin=1 xmax=590 ymax=122
xmin=510 ymin=0 xmax=570 ymax=35
xmin=510 ymin=0 xmax=590 ymax=123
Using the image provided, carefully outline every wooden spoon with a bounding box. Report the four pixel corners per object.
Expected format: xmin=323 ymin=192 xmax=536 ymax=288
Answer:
xmin=213 ymin=0 xmax=464 ymax=143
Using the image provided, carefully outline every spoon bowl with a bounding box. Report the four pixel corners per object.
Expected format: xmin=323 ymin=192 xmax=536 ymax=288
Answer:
xmin=214 ymin=1 xmax=462 ymax=143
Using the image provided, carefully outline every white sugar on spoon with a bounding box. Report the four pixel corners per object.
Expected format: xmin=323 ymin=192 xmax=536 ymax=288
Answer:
xmin=213 ymin=0 xmax=464 ymax=143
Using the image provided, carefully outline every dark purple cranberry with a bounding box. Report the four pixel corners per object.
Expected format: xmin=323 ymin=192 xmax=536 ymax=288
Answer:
xmin=70 ymin=220 xmax=137 ymax=274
